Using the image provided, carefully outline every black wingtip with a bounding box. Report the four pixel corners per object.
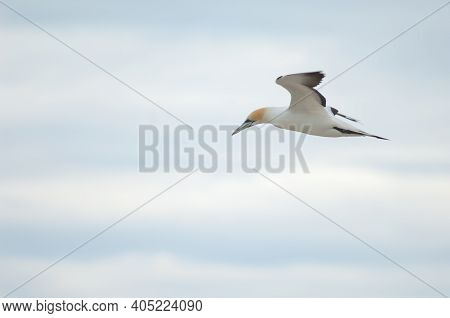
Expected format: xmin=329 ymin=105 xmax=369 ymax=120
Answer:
xmin=369 ymin=135 xmax=389 ymax=141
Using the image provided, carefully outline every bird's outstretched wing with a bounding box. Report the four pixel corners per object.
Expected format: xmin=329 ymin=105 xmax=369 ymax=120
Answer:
xmin=276 ymin=71 xmax=326 ymax=111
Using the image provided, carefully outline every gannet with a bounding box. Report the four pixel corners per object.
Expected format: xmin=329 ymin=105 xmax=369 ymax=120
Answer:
xmin=232 ymin=71 xmax=387 ymax=140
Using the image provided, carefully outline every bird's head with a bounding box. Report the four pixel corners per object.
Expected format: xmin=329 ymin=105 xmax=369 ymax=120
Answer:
xmin=232 ymin=107 xmax=268 ymax=135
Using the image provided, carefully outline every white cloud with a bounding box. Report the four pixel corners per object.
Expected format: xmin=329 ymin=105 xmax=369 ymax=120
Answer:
xmin=1 ymin=0 xmax=449 ymax=297
xmin=2 ymin=253 xmax=448 ymax=297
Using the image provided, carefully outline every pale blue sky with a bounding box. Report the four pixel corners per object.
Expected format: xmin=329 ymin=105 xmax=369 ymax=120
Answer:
xmin=1 ymin=0 xmax=449 ymax=297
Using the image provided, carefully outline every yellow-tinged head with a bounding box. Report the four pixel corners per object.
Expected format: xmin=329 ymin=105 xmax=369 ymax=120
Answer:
xmin=248 ymin=108 xmax=267 ymax=122
xmin=232 ymin=107 xmax=268 ymax=135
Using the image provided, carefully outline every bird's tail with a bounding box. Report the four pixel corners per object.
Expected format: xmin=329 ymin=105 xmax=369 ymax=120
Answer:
xmin=333 ymin=126 xmax=389 ymax=140
xmin=364 ymin=133 xmax=389 ymax=140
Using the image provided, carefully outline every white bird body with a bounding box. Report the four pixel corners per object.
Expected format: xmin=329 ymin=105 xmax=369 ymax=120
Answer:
xmin=261 ymin=106 xmax=363 ymax=138
xmin=232 ymin=71 xmax=387 ymax=140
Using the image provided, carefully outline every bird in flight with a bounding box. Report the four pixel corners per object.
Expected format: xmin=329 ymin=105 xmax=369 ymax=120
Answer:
xmin=232 ymin=71 xmax=387 ymax=140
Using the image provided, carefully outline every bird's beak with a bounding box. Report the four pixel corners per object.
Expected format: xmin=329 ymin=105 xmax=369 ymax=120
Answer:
xmin=232 ymin=119 xmax=254 ymax=136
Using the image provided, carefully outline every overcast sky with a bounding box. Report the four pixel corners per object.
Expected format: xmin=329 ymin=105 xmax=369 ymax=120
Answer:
xmin=1 ymin=0 xmax=449 ymax=297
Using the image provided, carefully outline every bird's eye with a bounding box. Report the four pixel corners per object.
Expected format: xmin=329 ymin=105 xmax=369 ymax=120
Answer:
xmin=276 ymin=76 xmax=283 ymax=80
